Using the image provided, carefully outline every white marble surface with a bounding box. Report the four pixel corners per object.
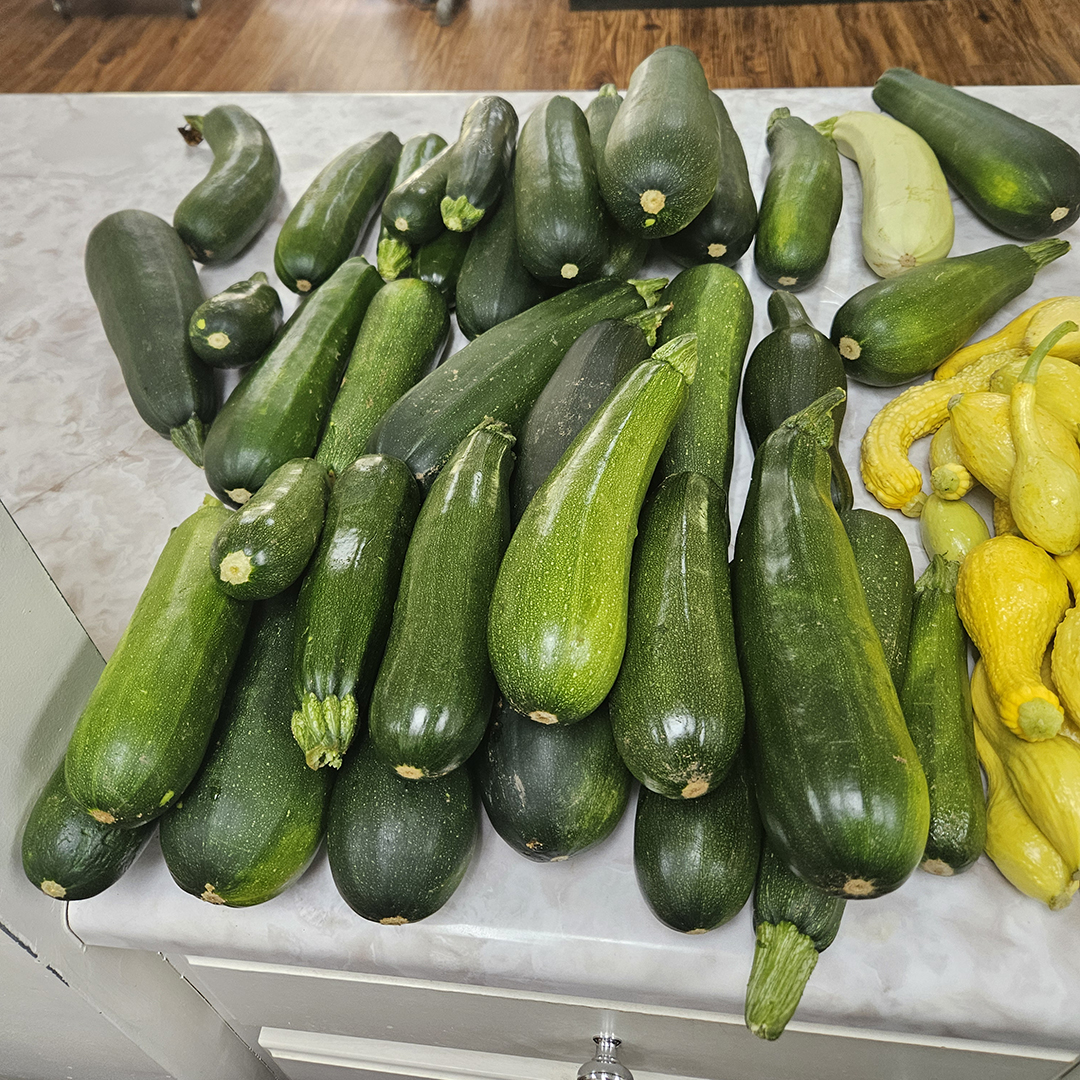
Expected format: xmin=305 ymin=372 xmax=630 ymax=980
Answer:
xmin=3 ymin=89 xmax=1080 ymax=1054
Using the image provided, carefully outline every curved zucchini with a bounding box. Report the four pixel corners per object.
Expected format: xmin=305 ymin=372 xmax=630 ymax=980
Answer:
xmin=412 ymin=226 xmax=471 ymax=304
xmin=275 ymin=131 xmax=400 ymax=294
xmin=188 ymin=272 xmax=283 ymax=369
xmin=382 ymin=143 xmax=454 ymax=247
xmin=441 ymin=96 xmax=518 ymax=232
xmin=65 ymin=496 xmax=251 ymax=827
xmin=174 ymin=104 xmax=280 ymax=264
xmin=378 ymin=132 xmax=449 ymax=281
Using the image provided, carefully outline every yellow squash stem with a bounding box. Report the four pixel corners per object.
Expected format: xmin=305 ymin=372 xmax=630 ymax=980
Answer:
xmin=744 ymin=921 xmax=820 ymax=1041
xmin=928 ymin=421 xmax=974 ymax=500
xmin=990 ymin=351 xmax=1080 ymax=433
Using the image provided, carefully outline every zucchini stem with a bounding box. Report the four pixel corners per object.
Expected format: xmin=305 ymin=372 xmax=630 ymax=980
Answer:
xmin=1022 ymin=238 xmax=1071 ymax=272
xmin=441 ymin=194 xmax=485 ymax=233
xmin=623 ymin=303 xmax=673 ymax=347
xmin=377 ymin=235 xmax=413 ymax=282
xmin=170 ymin=416 xmax=208 ymax=468
xmin=651 ymin=332 xmax=698 ymax=385
xmin=766 ymin=289 xmax=810 ymax=331
xmin=291 ymin=691 xmax=358 ymax=770
xmin=627 ymin=276 xmax=668 ymax=308
xmin=745 ymin=920 xmax=820 ymax=1041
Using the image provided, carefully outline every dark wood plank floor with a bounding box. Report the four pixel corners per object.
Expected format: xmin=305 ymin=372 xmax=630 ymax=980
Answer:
xmin=3 ymin=0 xmax=1079 ymax=94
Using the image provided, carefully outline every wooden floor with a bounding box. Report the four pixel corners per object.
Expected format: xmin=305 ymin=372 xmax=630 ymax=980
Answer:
xmin=3 ymin=0 xmax=1079 ymax=94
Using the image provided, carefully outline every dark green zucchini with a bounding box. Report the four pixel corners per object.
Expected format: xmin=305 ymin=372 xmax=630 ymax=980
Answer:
xmin=831 ymin=239 xmax=1070 ymax=387
xmin=840 ymin=507 xmax=915 ymax=690
xmin=900 ymin=556 xmax=987 ymax=876
xmin=745 ymin=842 xmax=846 ymax=1041
xmin=609 ymin=471 xmax=744 ymax=799
xmin=22 ymin=761 xmax=152 ymax=901
xmin=488 ymin=334 xmax=697 ymax=726
xmin=188 ymin=272 xmax=283 ymax=369
xmin=210 ymin=458 xmax=330 ymax=601
xmin=411 ymin=226 xmax=471 ymax=304
xmin=731 ymin=390 xmax=930 ymax=898
xmin=474 ymin=699 xmax=632 ymax=862
xmin=754 ymin=107 xmax=843 ymax=292
xmin=441 ymin=96 xmax=518 ymax=232
xmin=662 ymin=93 xmax=758 ymax=269
xmin=514 ymin=95 xmax=610 ymax=286
xmin=367 ymin=276 xmax=666 ymax=490
xmin=291 ymin=454 xmax=421 ymax=770
xmin=317 ymin=278 xmax=450 ymax=480
xmin=741 ymin=290 xmax=851 ymax=512
xmin=378 ymin=132 xmax=449 ymax=281
xmin=597 ymin=46 xmax=720 ymax=238
xmin=275 ymin=131 xmax=401 ymax=294
xmin=327 ymin=738 xmax=478 ymax=924
xmin=159 ymin=588 xmax=334 ymax=906
xmin=369 ymin=420 xmax=514 ymax=779
xmin=84 ymin=208 xmax=213 ymax=467
xmin=65 ymin=496 xmax=251 ymax=827
xmin=203 ymin=256 xmax=383 ymax=507
xmin=873 ymin=69 xmax=1080 ymax=241
xmin=382 ymin=143 xmax=454 ymax=247
xmin=455 ymin=179 xmax=554 ymax=340
xmin=585 ymin=83 xmax=621 ymax=161
xmin=633 ymin=754 xmax=761 ymax=933
xmin=174 ymin=104 xmax=280 ymax=264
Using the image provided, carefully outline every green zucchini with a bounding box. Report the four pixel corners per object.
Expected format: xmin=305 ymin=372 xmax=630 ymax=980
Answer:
xmin=327 ymin=738 xmax=479 ymax=924
xmin=188 ymin=272 xmax=283 ymax=369
xmin=367 ymin=276 xmax=666 ymax=490
xmin=597 ymin=46 xmax=720 ymax=238
xmin=411 ymin=226 xmax=471 ymax=304
xmin=608 ymin=471 xmax=743 ymax=799
xmin=731 ymin=390 xmax=930 ymax=898
xmin=21 ymin=761 xmax=152 ymax=901
xmin=369 ymin=420 xmax=514 ymax=779
xmin=378 ymin=132 xmax=449 ymax=281
xmin=488 ymin=334 xmax=697 ymax=726
xmin=633 ymin=753 xmax=761 ymax=933
xmin=900 ymin=556 xmax=987 ymax=876
xmin=455 ymin=179 xmax=554 ymax=341
xmin=274 ymin=131 xmax=401 ymax=294
xmin=831 ymin=239 xmax=1070 ymax=387
xmin=317 ymin=278 xmax=450 ymax=480
xmin=662 ymin=93 xmax=758 ymax=269
xmin=474 ymin=699 xmax=632 ymax=862
xmin=441 ymin=96 xmax=518 ymax=232
xmin=158 ymin=589 xmax=334 ymax=906
xmin=84 ymin=208 xmax=213 ymax=467
xmin=745 ymin=842 xmax=846 ymax=1041
xmin=65 ymin=496 xmax=251 ymax=827
xmin=381 ymin=143 xmax=454 ymax=247
xmin=840 ymin=507 xmax=915 ymax=690
xmin=742 ymin=290 xmax=851 ymax=511
xmin=514 ymin=95 xmax=610 ymax=286
xmin=585 ymin=83 xmax=621 ymax=162
xmin=203 ymin=256 xmax=383 ymax=507
xmin=754 ymin=107 xmax=843 ymax=291
xmin=174 ymin=104 xmax=280 ymax=264
xmin=291 ymin=455 xmax=421 ymax=770
xmin=873 ymin=69 xmax=1080 ymax=241
xmin=210 ymin=457 xmax=330 ymax=601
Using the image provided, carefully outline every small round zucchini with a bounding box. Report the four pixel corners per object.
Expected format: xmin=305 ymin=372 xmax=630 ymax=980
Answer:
xmin=188 ymin=272 xmax=283 ymax=369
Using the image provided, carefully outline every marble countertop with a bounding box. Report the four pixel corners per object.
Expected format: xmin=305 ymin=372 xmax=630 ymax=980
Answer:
xmin=3 ymin=88 xmax=1080 ymax=1054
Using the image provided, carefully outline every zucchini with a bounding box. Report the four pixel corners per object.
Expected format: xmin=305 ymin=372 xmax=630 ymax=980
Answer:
xmin=210 ymin=457 xmax=330 ymax=601
xmin=382 ymin=143 xmax=454 ymax=247
xmin=488 ymin=334 xmax=697 ymax=726
xmin=378 ymin=132 xmax=449 ymax=281
xmin=745 ymin=841 xmax=846 ymax=1041
xmin=411 ymin=226 xmax=471 ymax=304
xmin=608 ymin=471 xmax=744 ymax=799
xmin=633 ymin=753 xmax=761 ymax=933
xmin=203 ymin=256 xmax=383 ymax=507
xmin=317 ymin=278 xmax=450 ymax=480
xmin=291 ymin=454 xmax=421 ymax=770
xmin=731 ymin=390 xmax=930 ymax=898
xmin=369 ymin=420 xmax=514 ymax=779
xmin=661 ymin=93 xmax=758 ymax=269
xmin=474 ymin=699 xmax=632 ymax=862
xmin=584 ymin=83 xmax=621 ymax=162
xmin=21 ymin=760 xmax=152 ymax=901
xmin=327 ymin=737 xmax=479 ymax=924
xmin=367 ymin=276 xmax=666 ymax=490
xmin=188 ymin=272 xmax=283 ymax=369
xmin=754 ymin=107 xmax=843 ymax=291
xmin=514 ymin=95 xmax=610 ymax=285
xmin=900 ymin=556 xmax=987 ymax=875
xmin=159 ymin=589 xmax=334 ymax=906
xmin=873 ymin=69 xmax=1080 ymax=241
xmin=65 ymin=496 xmax=251 ymax=827
xmin=174 ymin=104 xmax=280 ymax=264
xmin=831 ymin=239 xmax=1070 ymax=387
xmin=597 ymin=46 xmax=720 ymax=237
xmin=440 ymin=96 xmax=518 ymax=232
xmin=274 ymin=131 xmax=401 ymax=294
xmin=84 ymin=208 xmax=213 ymax=467
xmin=742 ymin=290 xmax=851 ymax=511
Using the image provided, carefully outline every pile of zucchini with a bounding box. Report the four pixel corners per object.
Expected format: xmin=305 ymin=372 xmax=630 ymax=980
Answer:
xmin=23 ymin=47 xmax=1080 ymax=1044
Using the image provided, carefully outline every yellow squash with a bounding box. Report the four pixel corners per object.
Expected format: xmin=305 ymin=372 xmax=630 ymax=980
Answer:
xmin=990 ymin=351 xmax=1080 ymax=434
xmin=918 ymin=492 xmax=988 ymax=563
xmin=993 ymin=497 xmax=1021 ymax=537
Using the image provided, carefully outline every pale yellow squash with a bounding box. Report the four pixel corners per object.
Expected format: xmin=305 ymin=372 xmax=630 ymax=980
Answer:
xmin=993 ymin=497 xmax=1021 ymax=537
